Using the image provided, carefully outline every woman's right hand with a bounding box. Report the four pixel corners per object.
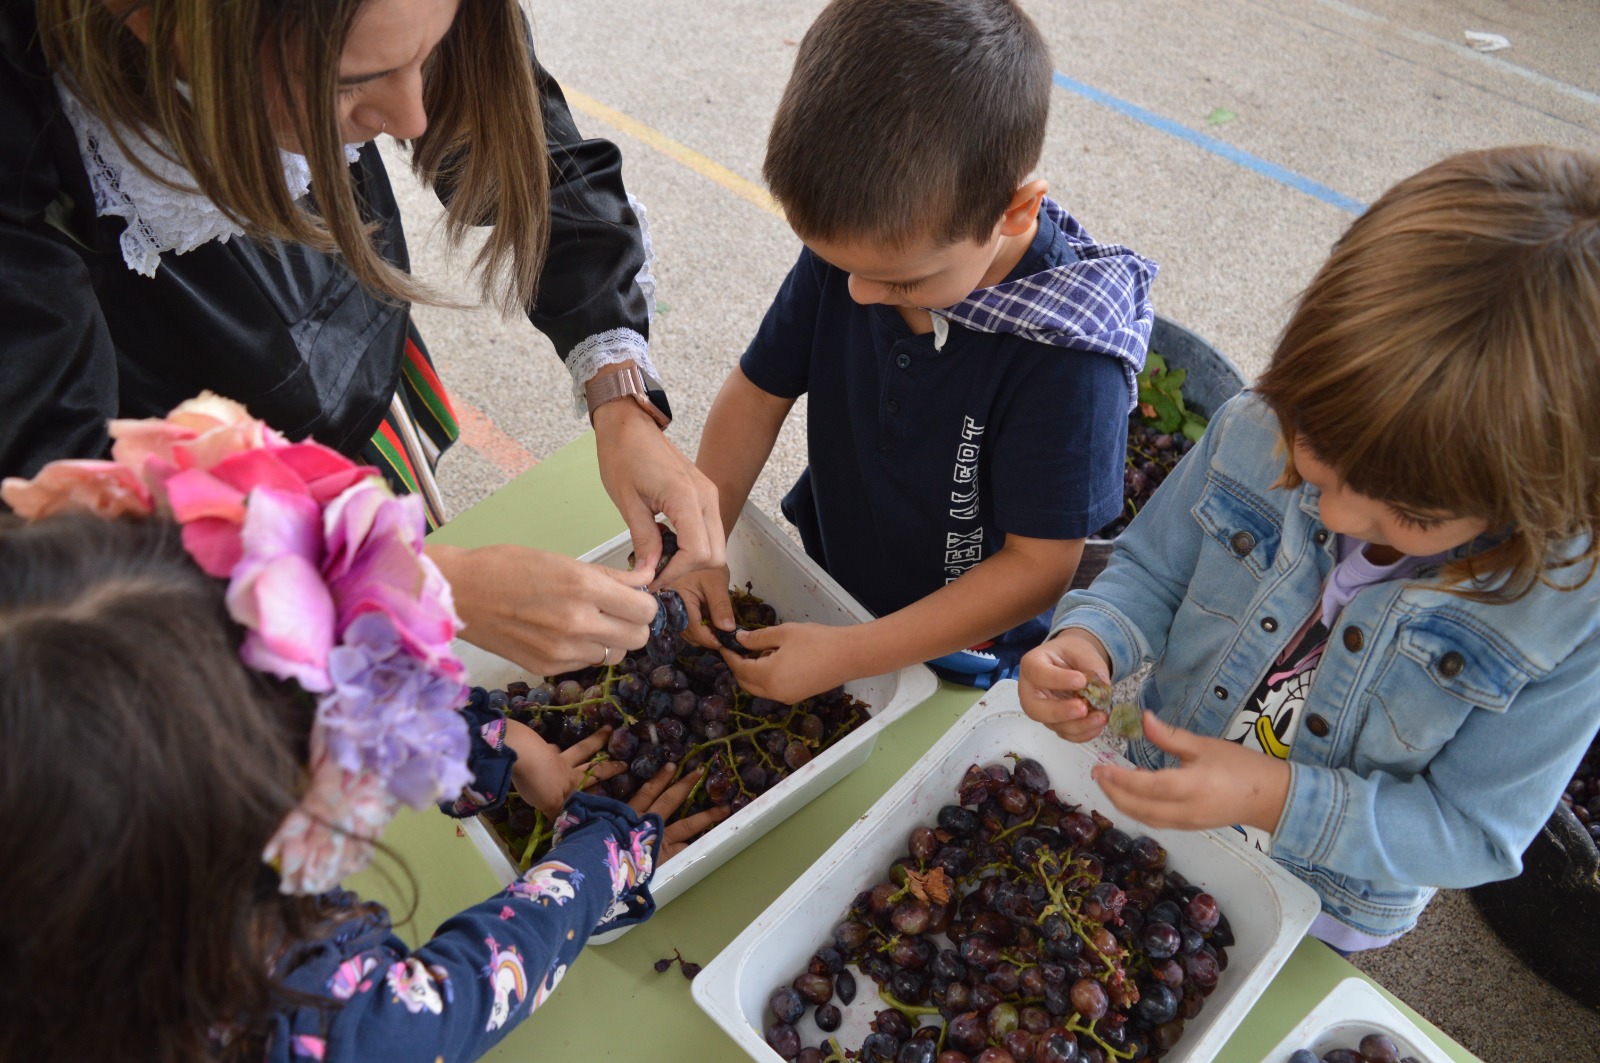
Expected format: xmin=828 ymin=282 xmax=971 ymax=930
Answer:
xmin=427 ymin=543 xmax=659 ymax=675
xmin=1018 ymin=629 xmax=1115 ymax=743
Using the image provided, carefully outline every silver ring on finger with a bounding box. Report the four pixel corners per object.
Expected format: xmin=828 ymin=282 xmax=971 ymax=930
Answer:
xmin=597 ymin=645 xmax=612 ymax=667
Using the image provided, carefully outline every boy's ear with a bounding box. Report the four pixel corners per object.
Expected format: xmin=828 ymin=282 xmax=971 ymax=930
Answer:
xmin=998 ymin=179 xmax=1049 ymax=237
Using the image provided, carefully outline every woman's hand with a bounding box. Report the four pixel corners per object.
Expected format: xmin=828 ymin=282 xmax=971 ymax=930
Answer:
xmin=1090 ymin=713 xmax=1291 ymax=833
xmin=592 ymin=395 xmax=725 ymax=588
xmin=626 ymin=765 xmax=733 ymax=862
xmin=504 ymin=720 xmax=627 ymax=819
xmin=1018 ymin=629 xmax=1115 ymax=742
xmin=427 ymin=543 xmax=658 ymax=675
xmin=723 ymin=622 xmax=858 ymax=705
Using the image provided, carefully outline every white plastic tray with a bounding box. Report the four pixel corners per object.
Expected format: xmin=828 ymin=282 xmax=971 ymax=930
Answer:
xmin=457 ymin=503 xmax=939 ymax=942
xmin=692 ymin=681 xmax=1322 ymax=1062
xmin=1260 ymin=977 xmax=1449 ymax=1063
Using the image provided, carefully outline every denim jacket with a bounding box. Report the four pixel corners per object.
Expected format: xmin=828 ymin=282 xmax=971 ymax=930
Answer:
xmin=1053 ymin=393 xmax=1600 ymax=939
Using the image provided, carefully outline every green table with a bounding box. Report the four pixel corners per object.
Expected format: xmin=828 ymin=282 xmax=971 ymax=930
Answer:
xmin=349 ymin=433 xmax=1481 ymax=1063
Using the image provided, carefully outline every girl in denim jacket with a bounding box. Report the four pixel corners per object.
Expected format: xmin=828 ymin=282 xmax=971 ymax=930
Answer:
xmin=1019 ymin=145 xmax=1600 ymax=950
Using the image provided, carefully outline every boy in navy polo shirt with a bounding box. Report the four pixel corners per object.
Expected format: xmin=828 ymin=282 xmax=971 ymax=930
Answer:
xmin=678 ymin=0 xmax=1157 ymax=700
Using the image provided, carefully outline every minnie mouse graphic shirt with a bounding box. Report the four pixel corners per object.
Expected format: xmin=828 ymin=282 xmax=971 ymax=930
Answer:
xmin=1225 ymin=536 xmax=1442 ymax=855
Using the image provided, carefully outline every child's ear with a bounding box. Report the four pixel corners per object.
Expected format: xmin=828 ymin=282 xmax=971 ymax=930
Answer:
xmin=998 ymin=179 xmax=1050 ymax=237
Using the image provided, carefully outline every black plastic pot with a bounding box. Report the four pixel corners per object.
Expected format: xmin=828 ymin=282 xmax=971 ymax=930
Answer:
xmin=1468 ymin=802 xmax=1600 ymax=1010
xmin=1070 ymin=316 xmax=1247 ymax=590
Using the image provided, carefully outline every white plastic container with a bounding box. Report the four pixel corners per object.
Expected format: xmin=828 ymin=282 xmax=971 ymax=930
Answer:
xmin=457 ymin=503 xmax=939 ymax=942
xmin=692 ymin=681 xmax=1322 ymax=1062
xmin=1260 ymin=977 xmax=1450 ymax=1063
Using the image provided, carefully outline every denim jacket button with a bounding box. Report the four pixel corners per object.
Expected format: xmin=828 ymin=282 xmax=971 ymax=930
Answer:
xmin=1438 ymin=651 xmax=1465 ymax=677
xmin=1230 ymin=530 xmax=1256 ymax=556
xmin=1342 ymin=626 xmax=1364 ymax=652
xmin=1306 ymin=714 xmax=1331 ymax=738
xmin=1314 ymin=529 xmax=1329 ymax=545
xmin=1261 ymin=617 xmax=1278 ymax=632
xmin=1213 ymin=685 xmax=1229 ymax=700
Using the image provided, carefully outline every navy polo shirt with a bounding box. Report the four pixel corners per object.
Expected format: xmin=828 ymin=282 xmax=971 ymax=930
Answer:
xmin=739 ymin=209 xmax=1129 ymax=620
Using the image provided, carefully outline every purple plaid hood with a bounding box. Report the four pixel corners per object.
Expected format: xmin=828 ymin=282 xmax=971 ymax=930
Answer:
xmin=930 ymin=198 xmax=1158 ymax=410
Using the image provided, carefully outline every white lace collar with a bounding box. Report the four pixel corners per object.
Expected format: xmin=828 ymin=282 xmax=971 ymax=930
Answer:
xmin=54 ymin=76 xmax=360 ymax=278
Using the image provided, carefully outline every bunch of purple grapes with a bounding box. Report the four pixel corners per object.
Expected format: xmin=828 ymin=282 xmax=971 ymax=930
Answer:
xmin=764 ymin=758 xmax=1234 ymax=1063
xmin=1558 ymin=734 xmax=1600 ymax=845
xmin=1285 ymin=1032 xmax=1420 ymax=1063
xmin=482 ymin=586 xmax=872 ymax=868
xmin=1095 ymin=424 xmax=1195 ymax=540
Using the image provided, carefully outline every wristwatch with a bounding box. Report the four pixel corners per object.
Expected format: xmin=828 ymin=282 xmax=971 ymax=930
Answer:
xmin=584 ymin=365 xmax=670 ymax=428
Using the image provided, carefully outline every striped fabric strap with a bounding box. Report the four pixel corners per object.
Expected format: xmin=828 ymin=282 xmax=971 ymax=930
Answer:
xmin=366 ymin=333 xmax=460 ymax=530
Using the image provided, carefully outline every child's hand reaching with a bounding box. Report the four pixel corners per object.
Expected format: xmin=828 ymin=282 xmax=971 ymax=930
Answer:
xmin=1090 ymin=712 xmax=1291 ymax=834
xmin=1019 ymin=630 xmax=1116 ymax=742
xmin=626 ymin=764 xmax=733 ymax=862
xmin=723 ymin=621 xmax=855 ymax=705
xmin=504 ymin=719 xmax=627 ymax=819
xmin=673 ymin=564 xmax=737 ymax=651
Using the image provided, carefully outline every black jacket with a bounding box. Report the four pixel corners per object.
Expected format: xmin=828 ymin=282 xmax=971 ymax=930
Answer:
xmin=0 ymin=0 xmax=657 ymax=478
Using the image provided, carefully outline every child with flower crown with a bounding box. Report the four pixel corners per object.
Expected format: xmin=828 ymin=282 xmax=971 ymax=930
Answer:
xmin=0 ymin=395 xmax=721 ymax=1061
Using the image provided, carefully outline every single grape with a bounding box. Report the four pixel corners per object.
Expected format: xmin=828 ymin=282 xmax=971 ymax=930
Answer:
xmin=769 ymin=986 xmax=805 ymax=1025
xmin=764 ymin=1021 xmax=801 ymax=1060
xmin=814 ymin=1003 xmax=841 ymax=1032
xmin=1070 ymin=978 xmax=1108 ymax=1021
xmin=793 ymin=972 xmax=832 ymax=1005
xmin=1184 ymin=892 xmax=1221 ymax=932
xmin=1284 ymin=1051 xmax=1318 ymax=1063
xmin=835 ymin=967 xmax=857 ymax=1005
xmin=1358 ymin=1033 xmax=1402 ymax=1063
xmin=897 ymin=1040 xmax=937 ymax=1063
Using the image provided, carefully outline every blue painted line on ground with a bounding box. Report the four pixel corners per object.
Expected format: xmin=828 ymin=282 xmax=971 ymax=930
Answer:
xmin=1053 ymin=71 xmax=1369 ymax=216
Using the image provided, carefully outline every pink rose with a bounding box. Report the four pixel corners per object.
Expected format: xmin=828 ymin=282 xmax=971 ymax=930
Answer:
xmin=323 ymin=481 xmax=463 ymax=673
xmin=0 ymin=460 xmax=153 ymax=520
xmin=109 ymin=391 xmax=288 ymax=485
xmin=263 ymin=747 xmax=396 ymax=895
xmin=226 ymin=488 xmax=336 ymax=691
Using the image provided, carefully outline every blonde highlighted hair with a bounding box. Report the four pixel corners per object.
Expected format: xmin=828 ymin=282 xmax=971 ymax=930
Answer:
xmin=37 ymin=0 xmax=549 ymax=311
xmin=1256 ymin=145 xmax=1600 ymax=601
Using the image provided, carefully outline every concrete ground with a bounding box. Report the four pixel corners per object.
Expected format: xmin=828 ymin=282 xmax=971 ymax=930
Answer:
xmin=383 ymin=1 xmax=1600 ymax=1057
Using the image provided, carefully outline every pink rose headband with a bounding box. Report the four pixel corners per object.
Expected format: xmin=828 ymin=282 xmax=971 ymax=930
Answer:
xmin=0 ymin=393 xmax=471 ymax=895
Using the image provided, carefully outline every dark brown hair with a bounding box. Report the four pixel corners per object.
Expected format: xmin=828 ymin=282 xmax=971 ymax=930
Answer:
xmin=1256 ymin=145 xmax=1600 ymax=601
xmin=37 ymin=0 xmax=550 ymax=312
xmin=764 ymin=0 xmax=1052 ymax=248
xmin=0 ymin=515 xmax=326 ymax=1062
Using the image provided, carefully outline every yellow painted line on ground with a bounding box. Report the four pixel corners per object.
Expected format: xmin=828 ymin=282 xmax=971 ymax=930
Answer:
xmin=563 ymin=88 xmax=784 ymax=220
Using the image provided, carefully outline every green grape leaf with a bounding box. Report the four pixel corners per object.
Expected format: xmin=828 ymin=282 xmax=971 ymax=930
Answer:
xmin=1182 ymin=415 xmax=1208 ymax=443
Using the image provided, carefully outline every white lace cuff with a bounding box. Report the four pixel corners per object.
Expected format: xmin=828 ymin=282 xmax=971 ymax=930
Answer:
xmin=564 ymin=193 xmax=663 ymax=414
xmin=566 ymin=329 xmax=660 ymax=415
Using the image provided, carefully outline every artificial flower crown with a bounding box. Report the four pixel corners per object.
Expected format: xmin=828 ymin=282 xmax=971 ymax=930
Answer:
xmin=0 ymin=393 xmax=471 ymax=894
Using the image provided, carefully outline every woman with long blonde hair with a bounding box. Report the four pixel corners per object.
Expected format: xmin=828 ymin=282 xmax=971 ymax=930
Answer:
xmin=0 ymin=0 xmax=723 ymax=675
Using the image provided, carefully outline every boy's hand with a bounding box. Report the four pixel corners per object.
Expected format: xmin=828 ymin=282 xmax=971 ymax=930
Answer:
xmin=504 ymin=719 xmax=627 ymax=819
xmin=1018 ymin=630 xmax=1115 ymax=742
xmin=1090 ymin=713 xmax=1291 ymax=833
xmin=723 ymin=622 xmax=855 ymax=705
xmin=672 ymin=565 xmax=737 ymax=650
xmin=626 ymin=764 xmax=733 ymax=862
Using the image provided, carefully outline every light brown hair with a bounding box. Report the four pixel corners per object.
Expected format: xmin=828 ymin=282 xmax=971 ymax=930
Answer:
xmin=764 ymin=0 xmax=1052 ymax=249
xmin=1256 ymin=145 xmax=1600 ymax=601
xmin=37 ymin=0 xmax=549 ymax=311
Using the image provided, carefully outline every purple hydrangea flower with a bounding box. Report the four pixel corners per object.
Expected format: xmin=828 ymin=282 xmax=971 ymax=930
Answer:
xmin=318 ymin=611 xmax=472 ymax=808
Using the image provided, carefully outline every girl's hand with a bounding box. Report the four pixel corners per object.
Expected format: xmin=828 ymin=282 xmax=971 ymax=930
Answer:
xmin=1019 ymin=630 xmax=1115 ymax=742
xmin=627 ymin=765 xmax=733 ymax=862
xmin=504 ymin=719 xmax=627 ymax=819
xmin=429 ymin=543 xmax=659 ymax=675
xmin=1089 ymin=712 xmax=1291 ymax=833
xmin=724 ymin=622 xmax=855 ymax=705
